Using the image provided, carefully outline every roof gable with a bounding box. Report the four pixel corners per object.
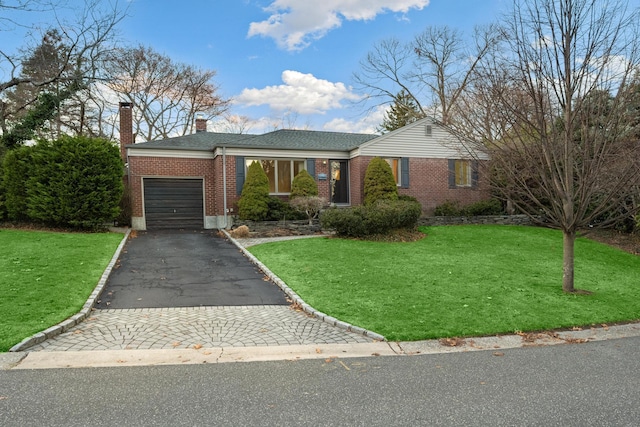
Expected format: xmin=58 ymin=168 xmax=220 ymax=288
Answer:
xmin=354 ymin=117 xmax=488 ymax=160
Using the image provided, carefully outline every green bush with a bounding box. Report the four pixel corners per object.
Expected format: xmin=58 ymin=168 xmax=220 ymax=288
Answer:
xmin=363 ymin=157 xmax=398 ymax=206
xmin=434 ymin=200 xmax=461 ymax=216
xmin=264 ymin=196 xmax=306 ymax=221
xmin=290 ymin=169 xmax=318 ymax=198
xmin=2 ymin=146 xmax=33 ymax=221
xmin=26 ymin=136 xmax=123 ymax=229
xmin=116 ymin=182 xmax=132 ymax=227
xmin=321 ymin=199 xmax=421 ymax=237
xmin=462 ymin=199 xmax=504 ymax=216
xmin=238 ymin=161 xmax=270 ymax=220
xmin=434 ymin=199 xmax=504 ymax=217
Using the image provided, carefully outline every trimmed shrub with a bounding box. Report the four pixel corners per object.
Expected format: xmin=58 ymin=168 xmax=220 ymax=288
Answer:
xmin=321 ymin=199 xmax=421 ymax=237
xmin=363 ymin=157 xmax=398 ymax=206
xmin=434 ymin=199 xmax=504 ymax=217
xmin=238 ymin=161 xmax=270 ymax=220
xmin=2 ymin=145 xmax=33 ymax=221
xmin=462 ymin=199 xmax=504 ymax=216
xmin=290 ymin=169 xmax=318 ymax=198
xmin=434 ymin=200 xmax=461 ymax=216
xmin=26 ymin=136 xmax=123 ymax=229
xmin=264 ymin=196 xmax=306 ymax=221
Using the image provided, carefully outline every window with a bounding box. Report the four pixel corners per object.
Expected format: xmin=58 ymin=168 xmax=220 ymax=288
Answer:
xmin=385 ymin=158 xmax=401 ymax=186
xmin=246 ymin=158 xmax=305 ymax=194
xmin=455 ymin=160 xmax=472 ymax=187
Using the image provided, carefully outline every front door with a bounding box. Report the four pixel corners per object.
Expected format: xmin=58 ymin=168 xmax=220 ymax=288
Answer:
xmin=330 ymin=160 xmax=349 ymax=204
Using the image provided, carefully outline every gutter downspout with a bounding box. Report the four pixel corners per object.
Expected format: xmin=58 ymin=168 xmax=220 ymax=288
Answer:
xmin=222 ymin=146 xmax=228 ymax=229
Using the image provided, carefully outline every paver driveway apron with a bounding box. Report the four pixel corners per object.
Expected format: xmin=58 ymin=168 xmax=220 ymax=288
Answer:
xmin=27 ymin=230 xmax=372 ymax=351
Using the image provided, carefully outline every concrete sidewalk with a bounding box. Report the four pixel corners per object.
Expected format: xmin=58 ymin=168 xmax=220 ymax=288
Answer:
xmin=3 ymin=322 xmax=639 ymax=370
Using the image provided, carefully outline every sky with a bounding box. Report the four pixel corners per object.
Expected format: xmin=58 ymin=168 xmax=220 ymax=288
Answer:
xmin=116 ymin=0 xmax=507 ymax=134
xmin=6 ymin=0 xmax=636 ymax=135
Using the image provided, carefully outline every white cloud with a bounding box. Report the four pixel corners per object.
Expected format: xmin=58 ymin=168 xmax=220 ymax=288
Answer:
xmin=234 ymin=70 xmax=361 ymax=115
xmin=248 ymin=0 xmax=430 ymax=51
xmin=322 ymin=105 xmax=387 ymax=134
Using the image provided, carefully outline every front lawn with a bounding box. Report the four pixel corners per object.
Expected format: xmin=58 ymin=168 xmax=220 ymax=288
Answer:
xmin=0 ymin=229 xmax=124 ymax=351
xmin=249 ymin=225 xmax=640 ymax=341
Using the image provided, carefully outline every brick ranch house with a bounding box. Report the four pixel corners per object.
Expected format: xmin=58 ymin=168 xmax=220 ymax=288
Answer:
xmin=120 ymin=103 xmax=490 ymax=230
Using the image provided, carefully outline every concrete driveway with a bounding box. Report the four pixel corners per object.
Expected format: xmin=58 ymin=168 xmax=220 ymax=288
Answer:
xmin=95 ymin=230 xmax=289 ymax=309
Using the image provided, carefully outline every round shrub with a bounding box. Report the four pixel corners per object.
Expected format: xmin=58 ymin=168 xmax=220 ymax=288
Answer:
xmin=238 ymin=161 xmax=270 ymax=220
xmin=434 ymin=200 xmax=461 ymax=216
xmin=363 ymin=157 xmax=398 ymax=206
xmin=321 ymin=199 xmax=421 ymax=238
xmin=26 ymin=136 xmax=123 ymax=229
xmin=290 ymin=169 xmax=318 ymax=198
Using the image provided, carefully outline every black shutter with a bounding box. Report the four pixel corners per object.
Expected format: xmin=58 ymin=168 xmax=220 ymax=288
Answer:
xmin=471 ymin=160 xmax=479 ymax=189
xmin=236 ymin=156 xmax=245 ymax=195
xmin=448 ymin=159 xmax=456 ymax=189
xmin=306 ymin=158 xmax=316 ymax=179
xmin=401 ymin=157 xmax=409 ymax=188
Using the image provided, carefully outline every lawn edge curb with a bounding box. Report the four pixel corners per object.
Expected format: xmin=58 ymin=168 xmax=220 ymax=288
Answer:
xmin=223 ymin=230 xmax=386 ymax=342
xmin=9 ymin=229 xmax=131 ymax=352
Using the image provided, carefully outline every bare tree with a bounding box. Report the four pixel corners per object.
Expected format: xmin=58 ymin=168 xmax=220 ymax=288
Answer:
xmin=471 ymin=0 xmax=640 ymax=293
xmin=0 ymin=0 xmax=126 ymax=145
xmin=104 ymin=45 xmax=230 ymax=141
xmin=353 ymin=25 xmax=501 ymax=125
xmin=212 ymin=114 xmax=254 ymax=134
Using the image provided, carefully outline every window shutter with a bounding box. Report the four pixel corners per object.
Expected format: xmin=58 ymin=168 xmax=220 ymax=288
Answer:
xmin=236 ymin=156 xmax=245 ymax=195
xmin=306 ymin=158 xmax=316 ymax=179
xmin=448 ymin=159 xmax=456 ymax=189
xmin=471 ymin=160 xmax=479 ymax=189
xmin=401 ymin=157 xmax=409 ymax=188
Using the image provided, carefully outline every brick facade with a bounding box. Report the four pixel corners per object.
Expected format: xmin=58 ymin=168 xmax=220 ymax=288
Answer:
xmin=128 ymin=157 xmax=216 ymax=217
xmin=349 ymin=156 xmax=489 ymax=214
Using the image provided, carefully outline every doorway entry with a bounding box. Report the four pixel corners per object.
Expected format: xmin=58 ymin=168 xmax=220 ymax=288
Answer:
xmin=330 ymin=160 xmax=349 ymax=204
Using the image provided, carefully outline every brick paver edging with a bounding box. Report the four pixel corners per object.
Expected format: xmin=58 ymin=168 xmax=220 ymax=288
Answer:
xmin=9 ymin=229 xmax=132 ymax=352
xmin=223 ymin=230 xmax=386 ymax=342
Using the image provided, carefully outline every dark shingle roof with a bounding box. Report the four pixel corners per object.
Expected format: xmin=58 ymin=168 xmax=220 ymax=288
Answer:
xmin=127 ymin=129 xmax=378 ymax=152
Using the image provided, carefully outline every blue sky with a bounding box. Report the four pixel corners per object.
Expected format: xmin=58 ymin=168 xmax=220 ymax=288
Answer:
xmin=13 ymin=0 xmax=637 ymax=134
xmin=115 ymin=0 xmax=508 ymax=133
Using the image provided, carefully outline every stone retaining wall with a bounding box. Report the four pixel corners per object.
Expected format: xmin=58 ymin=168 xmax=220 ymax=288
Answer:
xmin=233 ymin=215 xmax=534 ymax=234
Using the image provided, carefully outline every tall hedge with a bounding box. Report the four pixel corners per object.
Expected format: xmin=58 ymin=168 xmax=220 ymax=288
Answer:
xmin=363 ymin=157 xmax=398 ymax=206
xmin=2 ymin=145 xmax=34 ymax=221
xmin=238 ymin=161 xmax=270 ymax=220
xmin=25 ymin=136 xmax=123 ymax=228
xmin=290 ymin=169 xmax=318 ymax=198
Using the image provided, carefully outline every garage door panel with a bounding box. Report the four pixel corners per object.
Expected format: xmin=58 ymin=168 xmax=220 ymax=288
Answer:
xmin=144 ymin=178 xmax=204 ymax=229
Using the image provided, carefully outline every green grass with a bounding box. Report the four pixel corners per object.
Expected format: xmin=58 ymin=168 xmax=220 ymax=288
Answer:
xmin=249 ymin=225 xmax=640 ymax=341
xmin=0 ymin=229 xmax=124 ymax=351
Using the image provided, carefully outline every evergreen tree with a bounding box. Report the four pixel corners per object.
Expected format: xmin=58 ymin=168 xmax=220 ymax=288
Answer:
xmin=363 ymin=157 xmax=398 ymax=206
xmin=238 ymin=161 xmax=270 ymax=220
xmin=379 ymin=90 xmax=424 ymax=133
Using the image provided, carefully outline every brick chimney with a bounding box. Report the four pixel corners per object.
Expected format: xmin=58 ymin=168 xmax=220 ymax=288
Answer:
xmin=119 ymin=102 xmax=133 ymax=162
xmin=195 ymin=114 xmax=207 ymax=133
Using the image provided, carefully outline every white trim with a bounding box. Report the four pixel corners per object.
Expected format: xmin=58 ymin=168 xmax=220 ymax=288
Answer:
xmin=216 ymin=147 xmax=349 ymax=159
xmin=128 ymin=148 xmax=214 ymax=159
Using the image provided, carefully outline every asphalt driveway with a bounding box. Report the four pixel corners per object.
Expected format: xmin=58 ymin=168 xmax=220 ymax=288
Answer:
xmin=95 ymin=230 xmax=288 ymax=309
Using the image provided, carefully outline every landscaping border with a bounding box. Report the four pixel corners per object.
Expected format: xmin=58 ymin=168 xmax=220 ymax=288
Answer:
xmin=222 ymin=230 xmax=386 ymax=342
xmin=9 ymin=229 xmax=131 ymax=352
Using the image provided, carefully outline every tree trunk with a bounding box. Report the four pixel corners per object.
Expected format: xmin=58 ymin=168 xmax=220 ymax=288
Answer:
xmin=562 ymin=229 xmax=576 ymax=293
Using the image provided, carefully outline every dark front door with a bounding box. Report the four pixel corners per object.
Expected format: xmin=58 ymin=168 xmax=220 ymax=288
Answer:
xmin=330 ymin=160 xmax=349 ymax=204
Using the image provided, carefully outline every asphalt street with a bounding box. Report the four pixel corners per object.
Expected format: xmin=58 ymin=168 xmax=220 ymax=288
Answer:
xmin=2 ymin=336 xmax=638 ymax=426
